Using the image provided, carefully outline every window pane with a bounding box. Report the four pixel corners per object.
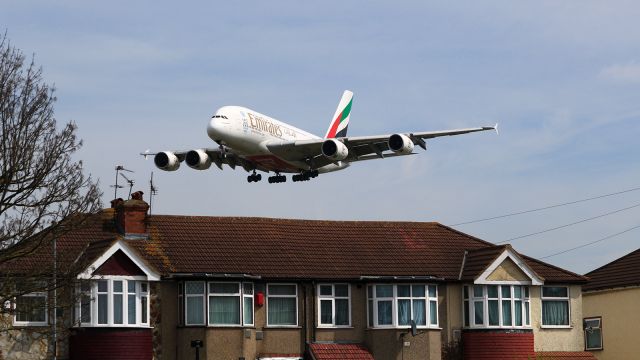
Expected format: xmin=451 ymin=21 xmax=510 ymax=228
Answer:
xmin=367 ymin=286 xmax=373 ymax=298
xmin=377 ymin=300 xmax=392 ymax=325
xmin=243 ymin=297 xmax=253 ymax=325
xmin=186 ymin=296 xmax=204 ymax=324
xmin=335 ymin=285 xmax=349 ymax=298
xmin=429 ymin=300 xmax=438 ymax=325
xmin=586 ymin=328 xmax=602 ymax=350
xmin=98 ymin=294 xmax=108 ymax=324
xmin=397 ymin=285 xmax=410 ymax=297
xmin=514 ymin=301 xmax=522 ymax=326
xmin=243 ymin=283 xmax=253 ymax=295
xmin=141 ymin=296 xmax=148 ymax=323
xmin=128 ymin=294 xmax=136 ymax=324
xmin=141 ymin=283 xmax=148 ymax=293
xmin=463 ymin=286 xmax=469 ymax=300
xmin=398 ymin=299 xmax=411 ymax=325
xmin=16 ymin=296 xmax=46 ymax=323
xmin=268 ymin=297 xmax=296 ymax=325
xmin=474 ymin=301 xmax=483 ymax=325
xmin=113 ymin=281 xmax=123 ymax=293
xmin=501 ymin=286 xmax=511 ymax=298
xmin=502 ymin=300 xmax=512 ymax=326
xmin=542 ymin=287 xmax=568 ymax=298
xmin=210 ymin=296 xmax=240 ymax=325
xmin=413 ymin=299 xmax=426 ymax=326
xmin=542 ymin=300 xmax=569 ymax=325
xmin=269 ymin=284 xmax=296 ymax=296
xmin=487 ymin=285 xmax=498 ymax=298
xmin=525 ymin=302 xmax=530 ymax=325
xmin=210 ymin=283 xmax=239 ymax=294
xmin=81 ymin=294 xmax=91 ymax=323
xmin=412 ymin=285 xmax=425 ymax=297
xmin=186 ymin=282 xmax=204 ymax=295
xmin=114 ymin=294 xmax=123 ymax=324
xmin=428 ymin=285 xmax=437 ymax=298
xmin=488 ymin=300 xmax=499 ymax=326
xmin=319 ymin=285 xmax=333 ymax=296
xmin=463 ymin=301 xmax=470 ymax=327
xmin=320 ymin=300 xmax=333 ymax=324
xmin=376 ymin=285 xmax=393 ymax=298
xmin=473 ymin=285 xmax=483 ymax=297
xmin=368 ymin=300 xmax=374 ymax=327
xmin=335 ymin=299 xmax=349 ymax=326
xmin=128 ymin=281 xmax=136 ymax=293
xmin=514 ymin=286 xmax=522 ymax=299
xmin=98 ymin=280 xmax=108 ymax=293
xmin=524 ymin=287 xmax=529 ymax=298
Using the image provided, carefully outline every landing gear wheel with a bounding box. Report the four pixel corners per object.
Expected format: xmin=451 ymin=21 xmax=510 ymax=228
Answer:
xmin=268 ymin=174 xmax=286 ymax=183
xmin=247 ymin=172 xmax=262 ymax=183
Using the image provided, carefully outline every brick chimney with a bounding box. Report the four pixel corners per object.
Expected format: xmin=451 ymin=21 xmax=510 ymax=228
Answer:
xmin=112 ymin=191 xmax=149 ymax=237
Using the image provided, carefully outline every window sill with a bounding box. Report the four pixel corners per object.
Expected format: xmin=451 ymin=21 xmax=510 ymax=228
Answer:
xmin=264 ymin=326 xmax=302 ymax=329
xmin=12 ymin=323 xmax=48 ymax=328
xmin=366 ymin=327 xmax=442 ymax=331
xmin=540 ymin=325 xmax=572 ymax=329
xmin=317 ymin=326 xmax=354 ymax=329
xmin=74 ymin=325 xmax=153 ymax=329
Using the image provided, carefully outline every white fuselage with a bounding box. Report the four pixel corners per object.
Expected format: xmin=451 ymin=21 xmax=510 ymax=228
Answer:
xmin=207 ymin=106 xmax=347 ymax=173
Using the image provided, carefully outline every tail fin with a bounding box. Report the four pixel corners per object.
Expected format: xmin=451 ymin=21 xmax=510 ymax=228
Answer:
xmin=324 ymin=90 xmax=353 ymax=138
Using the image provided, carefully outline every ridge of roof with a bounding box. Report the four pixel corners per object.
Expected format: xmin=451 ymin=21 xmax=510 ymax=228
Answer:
xmin=148 ymin=214 xmax=443 ymax=225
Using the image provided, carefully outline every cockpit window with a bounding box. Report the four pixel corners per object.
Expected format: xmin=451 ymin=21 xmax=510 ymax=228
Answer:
xmin=212 ymin=115 xmax=228 ymax=119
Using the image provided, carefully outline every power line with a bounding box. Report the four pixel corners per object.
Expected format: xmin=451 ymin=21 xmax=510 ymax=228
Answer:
xmin=449 ymin=186 xmax=640 ymax=226
xmin=496 ymin=202 xmax=640 ymax=244
xmin=539 ymin=224 xmax=640 ymax=259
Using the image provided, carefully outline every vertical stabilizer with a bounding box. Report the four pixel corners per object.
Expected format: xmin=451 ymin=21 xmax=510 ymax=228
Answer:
xmin=324 ymin=90 xmax=353 ymax=138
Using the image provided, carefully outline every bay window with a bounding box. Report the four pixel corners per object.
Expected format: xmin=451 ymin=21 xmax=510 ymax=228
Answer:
xmin=267 ymin=284 xmax=297 ymax=326
xmin=367 ymin=284 xmax=438 ymax=328
xmin=463 ymin=284 xmax=530 ymax=328
xmin=318 ymin=284 xmax=350 ymax=327
xmin=541 ymin=286 xmax=570 ymax=327
xmin=76 ymin=278 xmax=150 ymax=327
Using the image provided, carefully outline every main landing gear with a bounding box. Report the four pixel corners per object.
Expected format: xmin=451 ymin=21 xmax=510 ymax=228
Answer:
xmin=292 ymin=170 xmax=319 ymax=182
xmin=247 ymin=171 xmax=262 ymax=183
xmin=268 ymin=174 xmax=287 ymax=183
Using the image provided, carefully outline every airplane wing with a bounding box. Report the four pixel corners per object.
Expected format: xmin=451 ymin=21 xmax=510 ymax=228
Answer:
xmin=267 ymin=125 xmax=497 ymax=168
xmin=142 ymin=148 xmax=269 ymax=172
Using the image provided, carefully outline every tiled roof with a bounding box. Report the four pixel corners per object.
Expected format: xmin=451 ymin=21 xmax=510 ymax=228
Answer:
xmin=584 ymin=247 xmax=640 ymax=291
xmin=535 ymin=351 xmax=597 ymax=359
xmin=460 ymin=245 xmax=509 ymax=280
xmin=5 ymin=210 xmax=588 ymax=283
xmin=309 ymin=343 xmax=374 ymax=360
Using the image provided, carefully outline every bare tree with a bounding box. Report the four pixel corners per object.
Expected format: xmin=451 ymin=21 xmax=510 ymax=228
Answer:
xmin=0 ymin=32 xmax=102 ymax=323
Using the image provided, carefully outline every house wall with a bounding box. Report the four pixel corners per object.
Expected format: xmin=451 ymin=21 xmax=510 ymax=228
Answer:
xmin=531 ymin=285 xmax=584 ymax=352
xmin=583 ymin=286 xmax=640 ymax=360
xmin=0 ymin=316 xmax=51 ymax=360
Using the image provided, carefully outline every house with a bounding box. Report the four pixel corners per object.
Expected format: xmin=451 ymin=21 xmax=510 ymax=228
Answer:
xmin=0 ymin=193 xmax=595 ymax=360
xmin=582 ymin=247 xmax=640 ymax=359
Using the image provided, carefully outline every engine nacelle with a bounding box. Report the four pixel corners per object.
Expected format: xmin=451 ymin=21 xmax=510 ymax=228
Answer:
xmin=185 ymin=149 xmax=212 ymax=170
xmin=321 ymin=139 xmax=349 ymax=161
xmin=154 ymin=151 xmax=181 ymax=171
xmin=388 ymin=134 xmax=415 ymax=155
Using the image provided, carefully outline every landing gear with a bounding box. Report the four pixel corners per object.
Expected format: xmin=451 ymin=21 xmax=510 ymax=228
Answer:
xmin=292 ymin=170 xmax=319 ymax=182
xmin=247 ymin=171 xmax=262 ymax=183
xmin=268 ymin=174 xmax=287 ymax=183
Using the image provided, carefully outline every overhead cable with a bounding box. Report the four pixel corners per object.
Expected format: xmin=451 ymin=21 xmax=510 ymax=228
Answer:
xmin=539 ymin=224 xmax=640 ymax=259
xmin=449 ymin=186 xmax=640 ymax=226
xmin=495 ymin=202 xmax=640 ymax=244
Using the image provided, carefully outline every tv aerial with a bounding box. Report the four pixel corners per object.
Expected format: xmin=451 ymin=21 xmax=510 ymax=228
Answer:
xmin=149 ymin=172 xmax=159 ymax=214
xmin=120 ymin=173 xmax=135 ymax=199
xmin=111 ymin=165 xmax=134 ymax=199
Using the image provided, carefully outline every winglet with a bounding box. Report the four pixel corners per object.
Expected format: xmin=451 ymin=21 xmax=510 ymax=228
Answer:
xmin=494 ymin=123 xmax=499 ymax=135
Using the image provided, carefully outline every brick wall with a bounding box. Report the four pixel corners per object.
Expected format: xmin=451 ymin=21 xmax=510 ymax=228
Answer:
xmin=462 ymin=330 xmax=534 ymax=360
xmin=69 ymin=328 xmax=151 ymax=360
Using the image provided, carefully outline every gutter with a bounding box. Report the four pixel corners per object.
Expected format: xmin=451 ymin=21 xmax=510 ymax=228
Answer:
xmin=166 ymin=273 xmax=262 ymax=279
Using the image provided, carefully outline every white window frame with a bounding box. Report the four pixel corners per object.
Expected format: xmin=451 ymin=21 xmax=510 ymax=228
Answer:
xmin=75 ymin=277 xmax=150 ymax=328
xmin=266 ymin=283 xmax=298 ymax=327
xmin=462 ymin=284 xmax=531 ymax=329
xmin=208 ymin=282 xmax=241 ymax=326
xmin=541 ymin=286 xmax=571 ymax=328
xmin=366 ymin=284 xmax=439 ymax=329
xmin=242 ymin=282 xmax=254 ymax=327
xmin=13 ymin=291 xmax=48 ymax=326
xmin=317 ymin=284 xmax=351 ymax=328
xmin=181 ymin=281 xmax=255 ymax=327
xmin=185 ymin=281 xmax=206 ymax=326
xmin=584 ymin=316 xmax=603 ymax=351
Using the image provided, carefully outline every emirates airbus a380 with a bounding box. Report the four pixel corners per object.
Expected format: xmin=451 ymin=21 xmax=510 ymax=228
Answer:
xmin=147 ymin=91 xmax=497 ymax=183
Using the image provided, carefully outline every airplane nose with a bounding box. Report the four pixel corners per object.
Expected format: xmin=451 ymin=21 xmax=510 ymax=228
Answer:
xmin=207 ymin=117 xmax=221 ymax=140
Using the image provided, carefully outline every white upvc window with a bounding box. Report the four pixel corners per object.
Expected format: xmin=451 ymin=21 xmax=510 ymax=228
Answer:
xmin=182 ymin=281 xmax=254 ymax=327
xmin=584 ymin=317 xmax=603 ymax=351
xmin=541 ymin=286 xmax=570 ymax=327
xmin=366 ymin=284 xmax=438 ymax=329
xmin=463 ymin=284 xmax=531 ymax=329
xmin=242 ymin=283 xmax=254 ymax=326
xmin=318 ymin=284 xmax=351 ymax=327
xmin=13 ymin=291 xmax=48 ymax=326
xmin=76 ymin=278 xmax=150 ymax=327
xmin=185 ymin=281 xmax=206 ymax=326
xmin=208 ymin=282 xmax=241 ymax=326
xmin=267 ymin=284 xmax=298 ymax=327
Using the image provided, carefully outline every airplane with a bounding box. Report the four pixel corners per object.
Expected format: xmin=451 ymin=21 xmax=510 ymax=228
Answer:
xmin=146 ymin=90 xmax=497 ymax=183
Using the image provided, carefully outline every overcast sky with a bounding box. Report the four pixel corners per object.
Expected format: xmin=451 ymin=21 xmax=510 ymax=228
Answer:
xmin=3 ymin=1 xmax=639 ymax=274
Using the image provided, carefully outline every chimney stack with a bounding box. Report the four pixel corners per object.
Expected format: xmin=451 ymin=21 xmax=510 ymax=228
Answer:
xmin=112 ymin=191 xmax=149 ymax=237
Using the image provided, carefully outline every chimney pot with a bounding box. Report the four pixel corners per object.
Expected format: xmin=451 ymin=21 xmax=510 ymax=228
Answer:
xmin=114 ymin=191 xmax=149 ymax=237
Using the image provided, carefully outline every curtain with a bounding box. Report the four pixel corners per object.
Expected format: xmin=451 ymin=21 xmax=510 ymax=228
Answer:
xmin=398 ymin=299 xmax=410 ymax=325
xmin=377 ymin=300 xmax=392 ymax=325
xmin=514 ymin=301 xmax=522 ymax=326
xmin=542 ymin=300 xmax=569 ymax=325
xmin=210 ymin=296 xmax=240 ymax=325
xmin=98 ymin=294 xmax=108 ymax=324
xmin=502 ymin=300 xmax=512 ymax=326
xmin=243 ymin=297 xmax=253 ymax=325
xmin=488 ymin=300 xmax=499 ymax=326
xmin=113 ymin=294 xmax=123 ymax=324
xmin=320 ymin=300 xmax=333 ymax=324
xmin=335 ymin=299 xmax=349 ymax=325
xmin=186 ymin=296 xmax=204 ymax=324
xmin=268 ymin=297 xmax=296 ymax=325
xmin=413 ymin=299 xmax=426 ymax=326
xmin=429 ymin=300 xmax=438 ymax=325
xmin=474 ymin=301 xmax=483 ymax=325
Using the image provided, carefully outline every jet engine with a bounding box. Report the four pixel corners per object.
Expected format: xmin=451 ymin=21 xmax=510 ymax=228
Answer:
xmin=185 ymin=149 xmax=212 ymax=170
xmin=388 ymin=134 xmax=415 ymax=155
xmin=321 ymin=139 xmax=348 ymax=161
xmin=154 ymin=151 xmax=181 ymax=171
